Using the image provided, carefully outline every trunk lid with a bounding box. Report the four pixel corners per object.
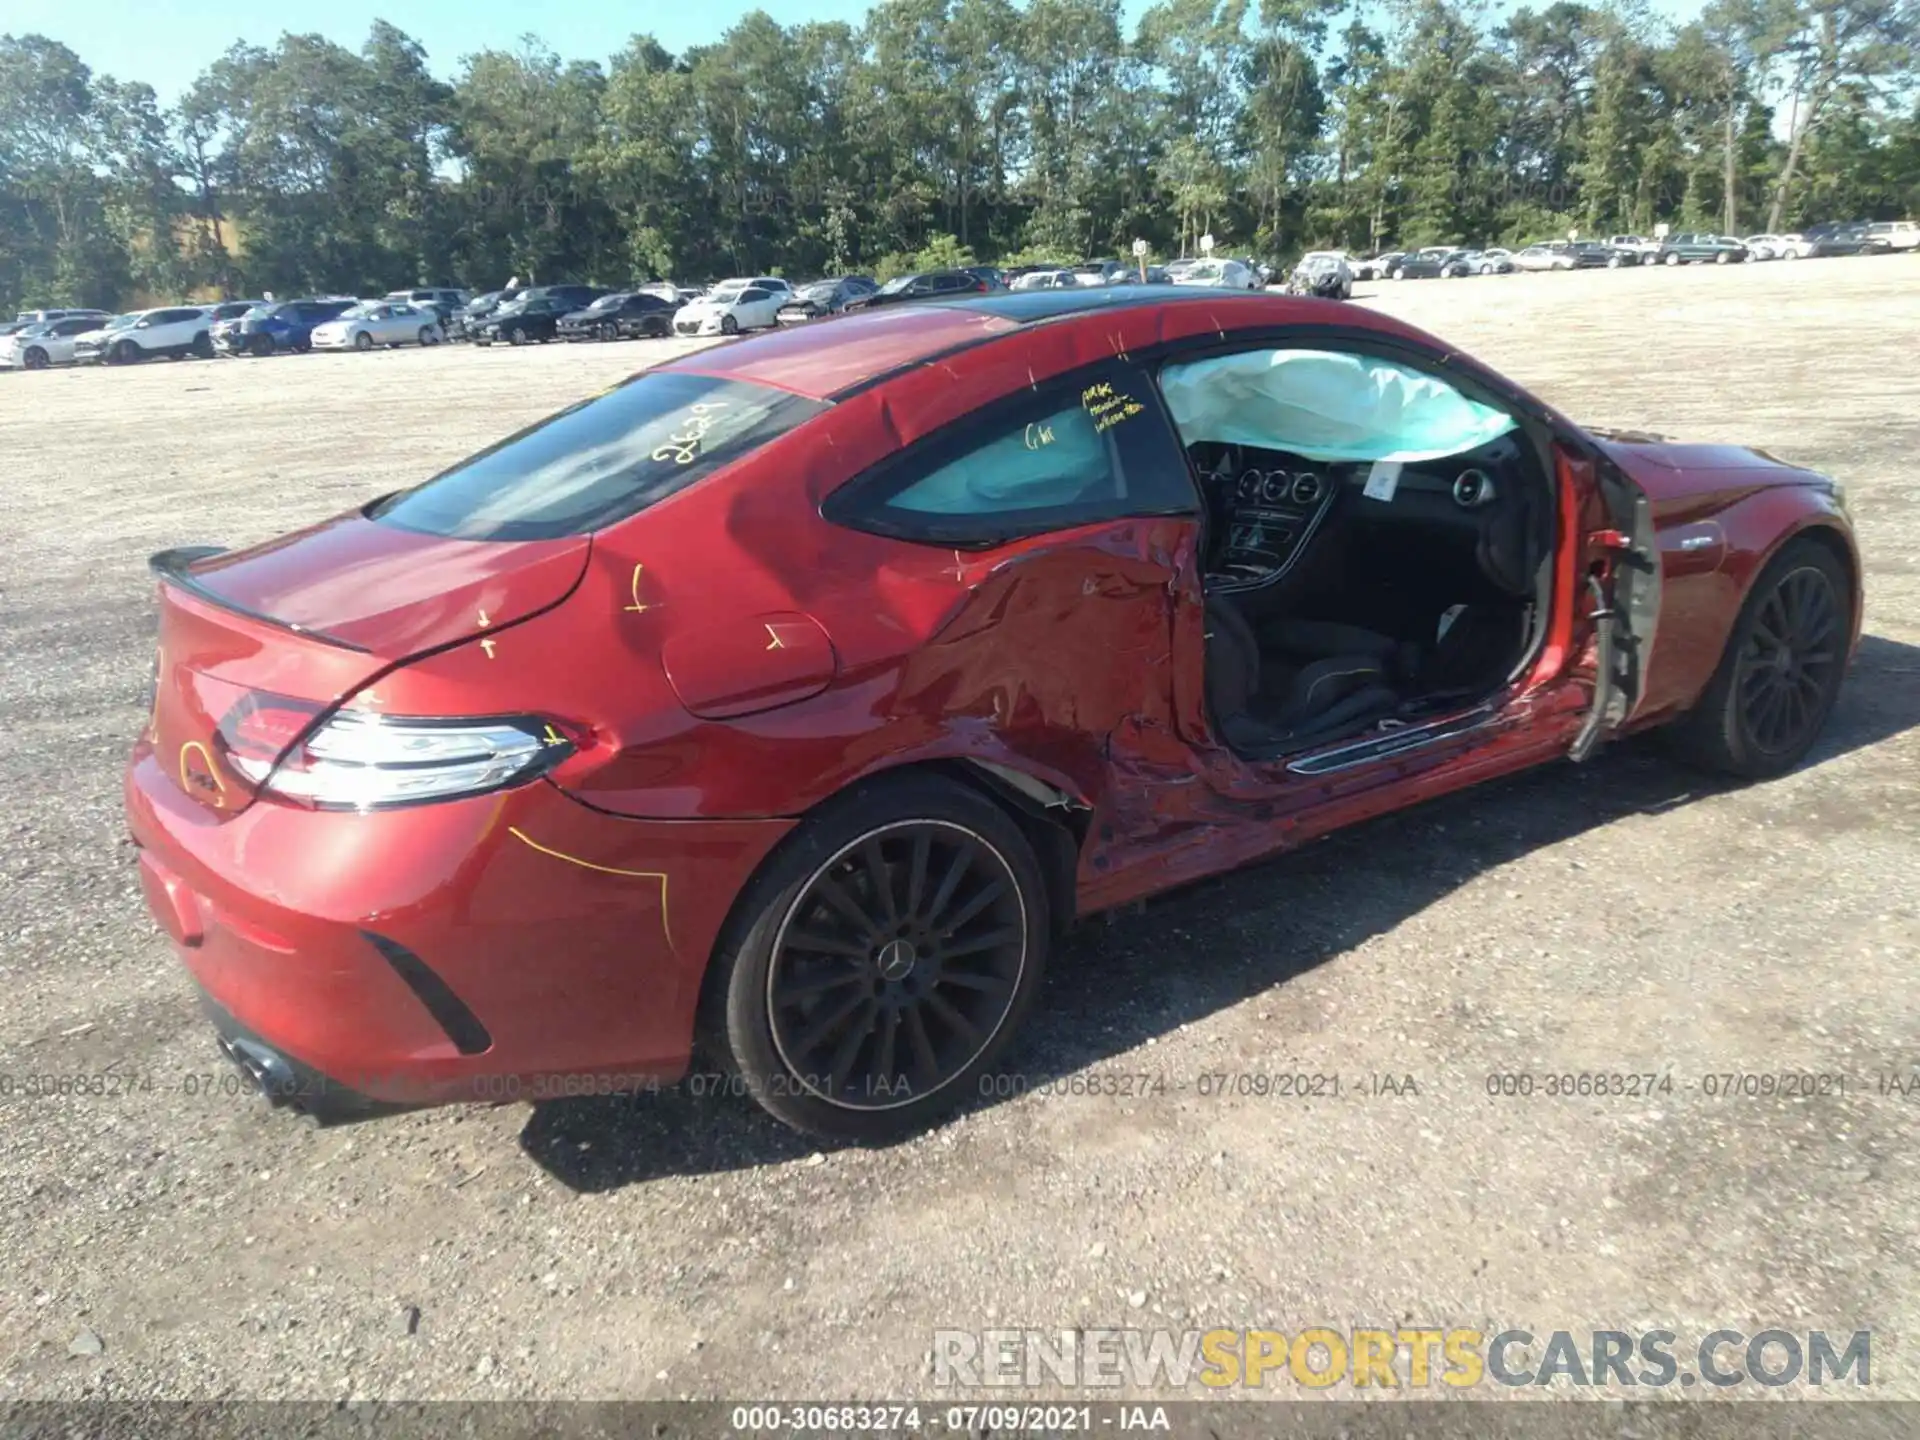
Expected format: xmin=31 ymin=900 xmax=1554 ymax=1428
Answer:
xmin=146 ymin=513 xmax=590 ymax=812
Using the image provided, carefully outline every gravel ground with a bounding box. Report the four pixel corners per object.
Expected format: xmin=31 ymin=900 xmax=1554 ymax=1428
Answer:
xmin=0 ymin=260 xmax=1916 ymax=1413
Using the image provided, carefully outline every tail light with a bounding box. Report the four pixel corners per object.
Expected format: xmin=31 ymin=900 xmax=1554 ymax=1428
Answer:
xmin=216 ymin=692 xmax=575 ymax=810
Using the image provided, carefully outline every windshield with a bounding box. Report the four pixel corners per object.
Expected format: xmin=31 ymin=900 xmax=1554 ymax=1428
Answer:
xmin=585 ymin=294 xmax=626 ymax=311
xmin=1187 ymin=263 xmax=1223 ymax=280
xmin=338 ymin=304 xmax=378 ymax=319
xmin=800 ymin=282 xmax=838 ymax=302
xmin=371 ymin=372 xmax=830 ymax=541
xmin=877 ymin=276 xmax=916 ymax=295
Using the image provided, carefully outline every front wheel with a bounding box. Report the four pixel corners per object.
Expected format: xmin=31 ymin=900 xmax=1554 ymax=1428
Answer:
xmin=1667 ymin=538 xmax=1851 ymax=779
xmin=353 ymin=331 xmax=373 ymax=352
xmin=250 ymin=334 xmax=275 ymax=357
xmin=1664 ymin=252 xmax=1682 ymax=266
xmin=702 ymin=774 xmax=1050 ymax=1141
xmin=1715 ymin=251 xmax=1731 ymax=265
xmin=22 ymin=347 xmax=49 ymax=370
xmin=1608 ymin=255 xmax=1623 ymax=268
xmin=720 ymin=313 xmax=739 ymax=334
xmin=506 ymin=326 xmax=526 ymax=346
xmin=112 ymin=340 xmax=140 ymax=364
xmin=1479 ymin=263 xmax=1494 ymax=275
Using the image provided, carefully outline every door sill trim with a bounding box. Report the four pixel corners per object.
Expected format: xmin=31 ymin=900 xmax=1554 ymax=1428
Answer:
xmin=1285 ymin=701 xmax=1500 ymax=776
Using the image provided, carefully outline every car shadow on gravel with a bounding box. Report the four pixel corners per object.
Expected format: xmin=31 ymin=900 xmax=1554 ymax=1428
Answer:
xmin=520 ymin=632 xmax=1920 ymax=1192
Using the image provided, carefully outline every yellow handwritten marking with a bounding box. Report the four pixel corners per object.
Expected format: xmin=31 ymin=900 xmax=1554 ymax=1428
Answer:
xmin=765 ymin=624 xmax=787 ymax=651
xmin=177 ymin=741 xmax=226 ymax=797
xmin=624 ymin=563 xmax=653 ymax=613
xmin=541 ymin=723 xmax=567 ymax=747
xmin=507 ymin=827 xmax=674 ymax=952
xmin=480 ymin=638 xmax=497 ymax=659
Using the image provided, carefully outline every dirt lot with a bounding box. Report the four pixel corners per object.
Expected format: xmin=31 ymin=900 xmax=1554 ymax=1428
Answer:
xmin=1 ymin=258 xmax=1916 ymax=1411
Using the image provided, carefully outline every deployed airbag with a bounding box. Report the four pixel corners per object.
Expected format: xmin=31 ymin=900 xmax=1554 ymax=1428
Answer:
xmin=1159 ymin=349 xmax=1516 ymax=464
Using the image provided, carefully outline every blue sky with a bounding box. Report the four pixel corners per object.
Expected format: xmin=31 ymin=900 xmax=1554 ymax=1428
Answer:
xmin=16 ymin=0 xmax=1705 ymax=103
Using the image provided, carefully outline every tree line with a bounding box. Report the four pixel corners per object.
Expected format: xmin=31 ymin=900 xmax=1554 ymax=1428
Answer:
xmin=2 ymin=0 xmax=1915 ymax=312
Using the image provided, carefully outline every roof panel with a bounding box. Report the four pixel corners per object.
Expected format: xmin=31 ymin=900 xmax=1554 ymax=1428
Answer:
xmin=659 ymin=305 xmax=1022 ymax=400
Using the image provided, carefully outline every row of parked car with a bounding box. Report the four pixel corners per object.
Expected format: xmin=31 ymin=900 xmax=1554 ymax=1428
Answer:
xmin=1353 ymin=220 xmax=1918 ymax=280
xmin=0 ymin=253 xmax=1296 ymax=372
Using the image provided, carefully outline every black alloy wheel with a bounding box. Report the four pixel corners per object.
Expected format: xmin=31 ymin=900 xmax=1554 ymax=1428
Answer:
xmin=768 ymin=819 xmax=1027 ymax=1111
xmin=250 ymin=333 xmax=274 ymax=357
xmin=706 ymin=774 xmax=1050 ymax=1140
xmin=22 ymin=347 xmax=49 ymax=370
xmin=1670 ymin=538 xmax=1851 ymax=778
xmin=112 ymin=339 xmax=140 ymax=364
xmin=1733 ymin=564 xmax=1843 ymax=757
xmin=720 ymin=313 xmax=739 ymax=335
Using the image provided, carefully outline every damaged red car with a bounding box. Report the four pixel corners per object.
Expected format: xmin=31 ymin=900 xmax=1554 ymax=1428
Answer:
xmin=127 ymin=288 xmax=1861 ymax=1140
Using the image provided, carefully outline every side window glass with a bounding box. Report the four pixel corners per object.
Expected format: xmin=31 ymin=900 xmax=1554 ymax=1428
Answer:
xmin=823 ymin=364 xmax=1197 ymax=545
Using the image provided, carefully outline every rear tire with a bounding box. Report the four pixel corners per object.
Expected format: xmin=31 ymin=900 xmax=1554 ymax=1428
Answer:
xmin=250 ymin=334 xmax=274 ymax=357
xmin=701 ymin=773 xmax=1050 ymax=1142
xmin=1666 ymin=538 xmax=1851 ymax=779
xmin=418 ymin=327 xmax=435 ymax=346
xmin=507 ymin=326 xmax=526 ymax=346
xmin=191 ymin=331 xmax=214 ymax=358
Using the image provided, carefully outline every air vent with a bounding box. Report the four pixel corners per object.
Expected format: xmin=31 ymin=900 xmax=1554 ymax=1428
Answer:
xmin=1452 ymin=469 xmax=1496 ymax=508
xmin=1238 ymin=469 xmax=1265 ymax=501
xmin=1289 ymin=472 xmax=1324 ymax=506
xmin=1260 ymin=473 xmax=1291 ymax=505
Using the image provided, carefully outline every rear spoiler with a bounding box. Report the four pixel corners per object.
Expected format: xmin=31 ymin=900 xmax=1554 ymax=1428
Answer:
xmin=148 ymin=545 xmax=372 ymax=653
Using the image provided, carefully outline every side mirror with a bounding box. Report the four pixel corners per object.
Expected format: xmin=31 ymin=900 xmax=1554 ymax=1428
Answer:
xmin=136 ymin=318 xmax=154 ymax=329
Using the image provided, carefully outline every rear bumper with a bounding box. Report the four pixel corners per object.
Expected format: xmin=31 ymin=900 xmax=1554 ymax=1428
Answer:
xmin=125 ymin=743 xmax=796 ymax=1111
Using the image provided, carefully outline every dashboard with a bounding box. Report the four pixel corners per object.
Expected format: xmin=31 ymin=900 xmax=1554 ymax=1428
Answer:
xmin=1193 ymin=436 xmax=1530 ymax=593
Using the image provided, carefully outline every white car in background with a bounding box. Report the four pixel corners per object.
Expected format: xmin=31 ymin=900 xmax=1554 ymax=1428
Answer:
xmin=0 ymin=313 xmax=111 ymax=370
xmin=1513 ymin=242 xmax=1578 ymax=272
xmin=1170 ymin=258 xmax=1255 ymax=289
xmin=672 ymin=278 xmax=790 ymax=336
xmin=309 ymin=301 xmax=444 ymax=351
xmin=73 ymin=305 xmax=216 ymax=363
xmin=1010 ymin=269 xmax=1080 ymax=291
xmin=1864 ymin=220 xmax=1919 ymax=251
xmin=1746 ymin=233 xmax=1815 ymax=260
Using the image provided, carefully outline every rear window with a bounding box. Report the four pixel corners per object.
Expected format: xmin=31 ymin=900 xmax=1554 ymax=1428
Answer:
xmin=370 ymin=372 xmax=829 ymax=541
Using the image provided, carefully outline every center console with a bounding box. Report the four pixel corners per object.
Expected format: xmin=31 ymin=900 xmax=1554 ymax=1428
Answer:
xmin=1209 ymin=459 xmax=1343 ymax=588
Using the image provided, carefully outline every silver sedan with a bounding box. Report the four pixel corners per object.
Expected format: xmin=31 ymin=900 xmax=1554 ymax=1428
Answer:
xmin=309 ymin=301 xmax=444 ymax=352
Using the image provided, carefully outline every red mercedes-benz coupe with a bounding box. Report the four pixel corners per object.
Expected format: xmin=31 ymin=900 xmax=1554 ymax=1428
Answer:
xmin=127 ymin=288 xmax=1860 ymax=1140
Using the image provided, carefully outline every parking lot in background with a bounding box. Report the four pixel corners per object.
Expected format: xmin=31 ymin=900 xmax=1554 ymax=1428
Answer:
xmin=1 ymin=257 xmax=1915 ymax=1400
